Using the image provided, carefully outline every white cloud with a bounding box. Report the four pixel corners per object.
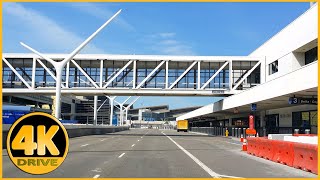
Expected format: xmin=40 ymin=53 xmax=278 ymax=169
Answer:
xmin=158 ymin=32 xmax=176 ymax=38
xmin=69 ymin=3 xmax=135 ymax=32
xmin=3 ymin=3 xmax=105 ymax=54
xmin=147 ymin=32 xmax=196 ymax=55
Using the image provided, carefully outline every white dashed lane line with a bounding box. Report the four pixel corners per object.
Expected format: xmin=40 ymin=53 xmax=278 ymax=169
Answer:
xmin=118 ymin=153 xmax=125 ymax=158
xmin=131 ymin=144 xmax=135 ymax=147
xmin=100 ymin=139 xmax=106 ymax=142
xmin=81 ymin=144 xmax=89 ymax=147
xmin=93 ymin=174 xmax=100 ymax=178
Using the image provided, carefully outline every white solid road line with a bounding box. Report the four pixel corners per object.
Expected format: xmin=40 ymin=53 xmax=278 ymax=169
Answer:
xmin=219 ymin=174 xmax=243 ymax=178
xmin=81 ymin=144 xmax=89 ymax=147
xmin=118 ymin=153 xmax=125 ymax=158
xmin=162 ymin=132 xmax=221 ymax=178
xmin=131 ymin=144 xmax=135 ymax=147
xmin=189 ymin=131 xmax=209 ymax=136
xmin=93 ymin=174 xmax=100 ymax=178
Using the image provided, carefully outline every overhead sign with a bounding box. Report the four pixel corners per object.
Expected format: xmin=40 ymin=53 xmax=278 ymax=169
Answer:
xmin=289 ymin=97 xmax=317 ymax=105
xmin=251 ymin=104 xmax=257 ymax=111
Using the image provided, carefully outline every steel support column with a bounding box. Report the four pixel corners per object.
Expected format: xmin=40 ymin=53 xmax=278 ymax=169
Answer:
xmin=93 ymin=96 xmax=98 ymax=126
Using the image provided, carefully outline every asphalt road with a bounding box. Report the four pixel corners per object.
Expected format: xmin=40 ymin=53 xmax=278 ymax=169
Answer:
xmin=2 ymin=128 xmax=317 ymax=178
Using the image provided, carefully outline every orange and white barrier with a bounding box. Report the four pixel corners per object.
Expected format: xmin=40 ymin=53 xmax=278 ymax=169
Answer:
xmin=240 ymin=134 xmax=244 ymax=142
xmin=242 ymin=139 xmax=247 ymax=151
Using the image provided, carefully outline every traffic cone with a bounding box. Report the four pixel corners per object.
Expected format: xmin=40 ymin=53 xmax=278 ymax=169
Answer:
xmin=256 ymin=132 xmax=259 ymax=137
xmin=240 ymin=134 xmax=244 ymax=142
xmin=242 ymin=139 xmax=247 ymax=151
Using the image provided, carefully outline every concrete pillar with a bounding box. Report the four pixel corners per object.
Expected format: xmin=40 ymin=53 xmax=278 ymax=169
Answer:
xmin=229 ymin=118 xmax=232 ymax=127
xmin=93 ymin=96 xmax=98 ymax=126
xmin=70 ymin=102 xmax=76 ymax=120
xmin=119 ymin=104 xmax=123 ymax=126
xmin=260 ymin=111 xmax=266 ymax=128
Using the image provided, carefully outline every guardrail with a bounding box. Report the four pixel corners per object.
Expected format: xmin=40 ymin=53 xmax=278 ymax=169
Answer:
xmin=2 ymin=124 xmax=129 ymax=149
xmin=190 ymin=127 xmax=226 ymax=136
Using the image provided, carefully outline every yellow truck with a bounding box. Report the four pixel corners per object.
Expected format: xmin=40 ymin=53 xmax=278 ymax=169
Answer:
xmin=177 ymin=120 xmax=188 ymax=132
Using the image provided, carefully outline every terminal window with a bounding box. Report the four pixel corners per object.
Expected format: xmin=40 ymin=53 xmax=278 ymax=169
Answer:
xmin=268 ymin=60 xmax=278 ymax=75
xmin=305 ymin=46 xmax=318 ymax=65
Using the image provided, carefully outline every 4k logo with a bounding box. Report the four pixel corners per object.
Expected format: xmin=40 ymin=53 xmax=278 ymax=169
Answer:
xmin=7 ymin=112 xmax=69 ymax=174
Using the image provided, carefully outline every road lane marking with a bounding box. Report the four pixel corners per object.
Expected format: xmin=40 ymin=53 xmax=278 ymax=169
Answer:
xmin=118 ymin=153 xmax=125 ymax=158
xmin=91 ymin=168 xmax=102 ymax=173
xmin=219 ymin=175 xmax=243 ymax=178
xmin=81 ymin=144 xmax=89 ymax=147
xmin=100 ymin=139 xmax=106 ymax=142
xmin=189 ymin=131 xmax=208 ymax=136
xmin=162 ymin=132 xmax=221 ymax=178
xmin=93 ymin=174 xmax=100 ymax=178
xmin=141 ymin=137 xmax=143 ymax=138
xmin=131 ymin=144 xmax=135 ymax=147
xmin=137 ymin=139 xmax=140 ymax=142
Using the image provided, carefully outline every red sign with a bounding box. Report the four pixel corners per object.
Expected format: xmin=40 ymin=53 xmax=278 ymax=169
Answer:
xmin=249 ymin=115 xmax=254 ymax=129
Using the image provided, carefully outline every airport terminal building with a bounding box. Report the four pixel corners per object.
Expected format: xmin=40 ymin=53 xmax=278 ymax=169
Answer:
xmin=177 ymin=4 xmax=318 ymax=134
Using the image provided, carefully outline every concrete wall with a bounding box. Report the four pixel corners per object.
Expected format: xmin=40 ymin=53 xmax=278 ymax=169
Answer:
xmin=249 ymin=4 xmax=318 ymax=82
xmin=2 ymin=124 xmax=129 ymax=149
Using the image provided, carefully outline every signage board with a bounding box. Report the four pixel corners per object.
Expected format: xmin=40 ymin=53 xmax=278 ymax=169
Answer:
xmin=289 ymin=97 xmax=317 ymax=105
xmin=251 ymin=104 xmax=257 ymax=111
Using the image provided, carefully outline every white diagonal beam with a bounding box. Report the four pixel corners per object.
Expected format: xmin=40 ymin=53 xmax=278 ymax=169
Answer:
xmin=2 ymin=57 xmax=32 ymax=89
xmin=97 ymin=98 xmax=108 ymax=111
xmin=36 ymin=59 xmax=66 ymax=88
xmin=126 ymin=97 xmax=140 ymax=109
xmin=232 ymin=61 xmax=261 ymax=90
xmin=61 ymin=9 xmax=122 ymax=65
xmin=201 ymin=61 xmax=229 ymax=90
xmin=136 ymin=61 xmax=165 ymax=89
xmin=169 ymin=61 xmax=197 ymax=89
xmin=21 ymin=42 xmax=57 ymax=66
xmin=103 ymin=60 xmax=133 ymax=88
xmin=71 ymin=60 xmax=99 ymax=88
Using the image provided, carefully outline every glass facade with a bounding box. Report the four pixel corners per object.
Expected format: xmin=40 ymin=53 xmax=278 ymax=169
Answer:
xmin=305 ymin=46 xmax=318 ymax=65
xmin=268 ymin=60 xmax=278 ymax=75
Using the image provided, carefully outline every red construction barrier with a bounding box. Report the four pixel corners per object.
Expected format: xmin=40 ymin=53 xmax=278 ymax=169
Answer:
xmin=247 ymin=137 xmax=260 ymax=156
xmin=272 ymin=140 xmax=294 ymax=167
xmin=293 ymin=142 xmax=318 ymax=174
xmin=293 ymin=134 xmax=317 ymax=137
xmin=258 ymin=138 xmax=275 ymax=160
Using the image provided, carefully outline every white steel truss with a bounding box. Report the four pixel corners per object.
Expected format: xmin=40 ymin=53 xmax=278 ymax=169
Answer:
xmin=3 ymin=55 xmax=262 ymax=96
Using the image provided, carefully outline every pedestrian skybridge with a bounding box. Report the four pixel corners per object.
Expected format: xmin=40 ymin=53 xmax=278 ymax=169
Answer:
xmin=2 ymin=53 xmax=262 ymax=96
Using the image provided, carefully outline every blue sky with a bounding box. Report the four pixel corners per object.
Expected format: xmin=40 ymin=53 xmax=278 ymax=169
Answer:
xmin=3 ymin=2 xmax=310 ymax=109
